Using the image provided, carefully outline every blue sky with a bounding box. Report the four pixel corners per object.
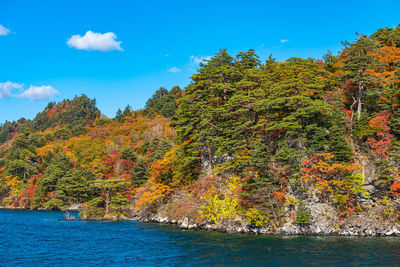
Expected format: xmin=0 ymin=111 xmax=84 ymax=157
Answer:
xmin=0 ymin=0 xmax=399 ymax=123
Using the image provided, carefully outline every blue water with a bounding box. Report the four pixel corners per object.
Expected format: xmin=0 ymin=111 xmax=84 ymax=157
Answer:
xmin=0 ymin=210 xmax=399 ymax=266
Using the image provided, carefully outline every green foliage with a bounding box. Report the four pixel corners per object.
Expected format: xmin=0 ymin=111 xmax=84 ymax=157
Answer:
xmin=109 ymin=192 xmax=129 ymax=217
xmin=121 ymin=147 xmax=137 ymax=162
xmin=115 ymin=105 xmax=132 ymax=122
xmin=82 ymin=197 xmax=105 ymax=218
xmin=327 ymin=106 xmax=353 ymax=162
xmin=34 ymin=155 xmax=71 ymax=203
xmin=56 ymin=167 xmax=95 ymax=204
xmin=130 ymin=158 xmax=149 ymax=187
xmin=144 ymin=86 xmax=182 ymax=118
xmin=294 ymin=200 xmax=312 ymax=226
xmin=45 ymin=198 xmax=64 ymax=210
xmin=0 ymin=95 xmax=98 ymax=145
xmin=341 ymin=34 xmax=381 ymax=121
xmin=371 ymin=25 xmax=400 ymax=47
xmin=32 ymin=94 xmax=99 ymax=131
xmin=148 ymin=138 xmax=172 ymax=162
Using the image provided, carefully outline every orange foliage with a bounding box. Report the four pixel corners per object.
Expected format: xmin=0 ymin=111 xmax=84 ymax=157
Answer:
xmin=272 ymin=189 xmax=287 ymax=203
xmin=367 ymin=46 xmax=400 ymax=86
xmin=150 ymin=147 xmax=177 ymax=184
xmin=301 ymin=153 xmax=364 ymax=216
xmin=389 ymin=179 xmax=400 ymax=197
xmin=135 ymin=178 xmax=172 ymax=210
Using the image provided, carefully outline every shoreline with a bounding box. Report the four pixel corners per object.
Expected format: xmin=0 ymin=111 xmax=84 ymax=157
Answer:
xmin=0 ymin=206 xmax=82 ymax=212
xmin=141 ymin=214 xmax=400 ymax=237
xmin=2 ymin=207 xmax=400 ymax=237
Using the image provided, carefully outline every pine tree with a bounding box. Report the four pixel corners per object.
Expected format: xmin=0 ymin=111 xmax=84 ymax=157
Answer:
xmin=294 ymin=200 xmax=312 ymax=226
xmin=341 ymin=34 xmax=381 ymax=120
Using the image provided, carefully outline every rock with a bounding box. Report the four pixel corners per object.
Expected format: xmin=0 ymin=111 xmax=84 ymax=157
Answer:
xmin=67 ymin=204 xmax=83 ymax=211
xmin=188 ymin=224 xmax=197 ymax=229
xmin=180 ymin=217 xmax=189 ymax=228
xmin=393 ymin=228 xmax=400 ymax=236
xmin=259 ymin=228 xmax=267 ymax=234
xmin=385 ymin=230 xmax=393 ymax=236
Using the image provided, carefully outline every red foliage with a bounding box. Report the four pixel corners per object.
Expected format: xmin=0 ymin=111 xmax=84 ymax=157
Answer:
xmin=366 ymin=111 xmax=394 ymax=158
xmin=101 ymin=157 xmax=116 ymax=166
xmin=342 ymin=108 xmax=353 ymax=127
xmin=389 ymin=180 xmax=400 ymax=197
xmin=288 ymin=211 xmax=295 ymax=219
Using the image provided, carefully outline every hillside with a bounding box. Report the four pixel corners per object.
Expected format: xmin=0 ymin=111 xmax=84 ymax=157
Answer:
xmin=1 ymin=25 xmax=400 ymax=236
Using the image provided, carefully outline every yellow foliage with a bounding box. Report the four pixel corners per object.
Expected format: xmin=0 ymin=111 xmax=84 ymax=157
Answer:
xmin=380 ymin=196 xmax=395 ymax=216
xmin=284 ymin=197 xmax=297 ymax=207
xmin=5 ymin=176 xmax=24 ymax=204
xmin=36 ymin=143 xmax=56 ymax=160
xmin=90 ymin=158 xmax=113 ymax=178
xmin=246 ymin=207 xmax=268 ymax=227
xmin=198 ymin=189 xmax=239 ymax=225
xmin=227 ymin=175 xmax=241 ymax=192
xmin=64 ymin=135 xmax=108 ymax=166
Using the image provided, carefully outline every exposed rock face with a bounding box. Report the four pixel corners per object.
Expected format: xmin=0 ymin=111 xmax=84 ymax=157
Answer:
xmin=67 ymin=204 xmax=84 ymax=211
xmin=142 ymin=210 xmax=400 ymax=236
xmin=135 ymin=181 xmax=400 ymax=236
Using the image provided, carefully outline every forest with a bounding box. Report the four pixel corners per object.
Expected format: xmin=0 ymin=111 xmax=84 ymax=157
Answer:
xmin=1 ymin=25 xmax=400 ymax=234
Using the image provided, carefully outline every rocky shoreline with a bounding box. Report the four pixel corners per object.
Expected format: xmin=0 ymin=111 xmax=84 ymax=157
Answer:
xmin=3 ymin=206 xmax=400 ymax=236
xmin=136 ymin=212 xmax=400 ymax=237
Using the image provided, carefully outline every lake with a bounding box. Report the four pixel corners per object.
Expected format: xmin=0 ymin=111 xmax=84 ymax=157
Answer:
xmin=0 ymin=209 xmax=399 ymax=266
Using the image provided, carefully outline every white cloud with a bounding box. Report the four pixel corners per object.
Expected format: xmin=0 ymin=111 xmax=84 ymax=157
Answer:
xmin=280 ymin=39 xmax=290 ymax=43
xmin=0 ymin=82 xmax=22 ymax=99
xmin=190 ymin=55 xmax=212 ymax=65
xmin=168 ymin=67 xmax=181 ymax=73
xmin=0 ymin=82 xmax=59 ymax=101
xmin=67 ymin=31 xmax=123 ymax=52
xmin=0 ymin=25 xmax=10 ymax=36
xmin=18 ymin=85 xmax=59 ymax=100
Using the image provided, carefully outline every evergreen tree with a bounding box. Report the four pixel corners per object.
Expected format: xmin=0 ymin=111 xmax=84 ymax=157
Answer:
xmin=115 ymin=108 xmax=124 ymax=122
xmin=130 ymin=158 xmax=149 ymax=187
xmin=293 ymin=200 xmax=312 ymax=226
xmin=144 ymin=86 xmax=182 ymax=118
xmin=341 ymin=34 xmax=381 ymax=120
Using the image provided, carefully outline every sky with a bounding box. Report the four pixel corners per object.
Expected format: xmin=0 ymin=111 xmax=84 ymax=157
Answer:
xmin=0 ymin=0 xmax=399 ymax=123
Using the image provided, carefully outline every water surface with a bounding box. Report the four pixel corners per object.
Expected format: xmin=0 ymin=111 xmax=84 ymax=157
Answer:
xmin=0 ymin=209 xmax=399 ymax=266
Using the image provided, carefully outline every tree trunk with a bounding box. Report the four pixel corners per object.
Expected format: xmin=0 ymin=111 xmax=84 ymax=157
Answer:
xmin=357 ymin=82 xmax=363 ymax=121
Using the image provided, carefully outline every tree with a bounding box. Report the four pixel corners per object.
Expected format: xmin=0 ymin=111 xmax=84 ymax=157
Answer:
xmin=371 ymin=25 xmax=400 ymax=47
xmin=144 ymin=86 xmax=182 ymax=118
xmin=90 ymin=178 xmax=129 ymax=215
xmin=130 ymin=158 xmax=149 ymax=187
xmin=341 ymin=34 xmax=381 ymax=120
xmin=56 ymin=167 xmax=95 ymax=204
xmin=293 ymin=200 xmax=312 ymax=226
xmin=115 ymin=108 xmax=124 ymax=122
